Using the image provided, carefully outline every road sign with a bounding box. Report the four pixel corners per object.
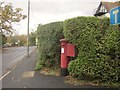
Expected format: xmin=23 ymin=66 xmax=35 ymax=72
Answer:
xmin=110 ymin=6 xmax=120 ymax=25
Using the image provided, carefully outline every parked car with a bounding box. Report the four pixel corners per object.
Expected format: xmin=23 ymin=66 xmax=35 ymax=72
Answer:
xmin=3 ymin=43 xmax=12 ymax=48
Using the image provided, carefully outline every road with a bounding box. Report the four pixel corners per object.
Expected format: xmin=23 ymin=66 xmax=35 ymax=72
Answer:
xmin=1 ymin=46 xmax=36 ymax=76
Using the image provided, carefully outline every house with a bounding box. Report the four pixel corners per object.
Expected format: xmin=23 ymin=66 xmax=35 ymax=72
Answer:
xmin=94 ymin=1 xmax=120 ymax=17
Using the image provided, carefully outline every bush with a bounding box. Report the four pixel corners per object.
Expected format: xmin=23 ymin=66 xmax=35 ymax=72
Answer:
xmin=64 ymin=16 xmax=120 ymax=83
xmin=35 ymin=53 xmax=44 ymax=70
xmin=36 ymin=22 xmax=64 ymax=69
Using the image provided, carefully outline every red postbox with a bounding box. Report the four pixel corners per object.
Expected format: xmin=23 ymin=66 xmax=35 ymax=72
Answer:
xmin=60 ymin=39 xmax=75 ymax=76
xmin=67 ymin=43 xmax=75 ymax=57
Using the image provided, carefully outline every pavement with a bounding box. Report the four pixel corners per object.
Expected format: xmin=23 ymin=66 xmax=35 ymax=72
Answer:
xmin=1 ymin=49 xmax=113 ymax=88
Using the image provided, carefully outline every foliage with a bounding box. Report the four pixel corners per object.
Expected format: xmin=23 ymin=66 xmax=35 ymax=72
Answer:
xmin=35 ymin=53 xmax=44 ymax=70
xmin=17 ymin=35 xmax=27 ymax=46
xmin=63 ymin=16 xmax=120 ymax=83
xmin=29 ymin=32 xmax=36 ymax=46
xmin=35 ymin=16 xmax=120 ymax=84
xmin=36 ymin=22 xmax=64 ymax=69
xmin=6 ymin=35 xmax=27 ymax=46
xmin=0 ymin=33 xmax=7 ymax=46
xmin=0 ymin=2 xmax=26 ymax=35
xmin=2 ymin=34 xmax=7 ymax=45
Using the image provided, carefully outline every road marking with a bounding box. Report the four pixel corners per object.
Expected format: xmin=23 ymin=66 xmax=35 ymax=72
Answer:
xmin=0 ymin=71 xmax=11 ymax=80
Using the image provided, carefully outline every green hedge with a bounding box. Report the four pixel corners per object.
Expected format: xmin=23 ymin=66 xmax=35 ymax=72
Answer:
xmin=36 ymin=22 xmax=64 ymax=69
xmin=36 ymin=16 xmax=120 ymax=83
xmin=63 ymin=16 xmax=120 ymax=83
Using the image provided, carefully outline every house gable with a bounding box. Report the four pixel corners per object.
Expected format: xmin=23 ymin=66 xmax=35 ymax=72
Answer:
xmin=94 ymin=1 xmax=119 ymax=16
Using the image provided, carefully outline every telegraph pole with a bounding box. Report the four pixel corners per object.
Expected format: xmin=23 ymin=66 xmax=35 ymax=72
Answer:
xmin=27 ymin=0 xmax=30 ymax=57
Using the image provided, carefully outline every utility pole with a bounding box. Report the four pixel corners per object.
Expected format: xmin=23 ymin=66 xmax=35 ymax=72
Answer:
xmin=27 ymin=0 xmax=30 ymax=57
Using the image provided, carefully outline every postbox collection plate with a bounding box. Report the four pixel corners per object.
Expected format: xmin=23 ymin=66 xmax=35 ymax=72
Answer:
xmin=61 ymin=48 xmax=64 ymax=53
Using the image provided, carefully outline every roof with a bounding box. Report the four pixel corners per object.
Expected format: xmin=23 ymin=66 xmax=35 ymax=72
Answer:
xmin=94 ymin=1 xmax=119 ymax=16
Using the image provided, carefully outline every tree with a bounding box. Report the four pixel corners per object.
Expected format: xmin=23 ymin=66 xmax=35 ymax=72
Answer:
xmin=0 ymin=32 xmax=7 ymax=46
xmin=6 ymin=35 xmax=27 ymax=46
xmin=2 ymin=33 xmax=7 ymax=45
xmin=17 ymin=35 xmax=27 ymax=46
xmin=0 ymin=2 xmax=27 ymax=35
xmin=29 ymin=32 xmax=36 ymax=46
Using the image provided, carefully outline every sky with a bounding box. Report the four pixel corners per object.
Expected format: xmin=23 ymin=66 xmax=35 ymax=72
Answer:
xmin=2 ymin=0 xmax=118 ymax=35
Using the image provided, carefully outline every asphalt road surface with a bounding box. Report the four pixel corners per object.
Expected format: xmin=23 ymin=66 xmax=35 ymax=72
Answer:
xmin=1 ymin=46 xmax=36 ymax=76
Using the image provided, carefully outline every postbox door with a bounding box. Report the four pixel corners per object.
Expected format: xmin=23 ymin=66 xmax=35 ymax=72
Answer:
xmin=67 ymin=43 xmax=75 ymax=57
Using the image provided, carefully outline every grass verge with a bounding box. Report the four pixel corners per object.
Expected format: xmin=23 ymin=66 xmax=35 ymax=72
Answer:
xmin=40 ymin=67 xmax=60 ymax=76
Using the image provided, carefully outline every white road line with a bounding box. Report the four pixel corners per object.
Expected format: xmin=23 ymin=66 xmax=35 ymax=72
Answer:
xmin=0 ymin=71 xmax=11 ymax=80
